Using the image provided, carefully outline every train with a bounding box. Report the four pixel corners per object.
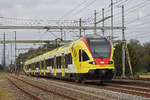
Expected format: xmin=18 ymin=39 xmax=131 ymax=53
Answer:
xmin=24 ymin=34 xmax=115 ymax=83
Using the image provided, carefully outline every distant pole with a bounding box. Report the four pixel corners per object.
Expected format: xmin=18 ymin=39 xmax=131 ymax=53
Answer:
xmin=3 ymin=32 xmax=6 ymax=71
xmin=84 ymin=29 xmax=85 ymax=36
xmin=122 ymin=5 xmax=133 ymax=77
xmin=102 ymin=8 xmax=105 ymax=36
xmin=14 ymin=31 xmax=17 ymax=73
xmin=111 ymin=0 xmax=114 ymax=40
xmin=79 ymin=18 xmax=82 ymax=37
xmin=94 ymin=10 xmax=97 ymax=35
xmin=61 ymin=29 xmax=63 ymax=40
xmin=11 ymin=42 xmax=12 ymax=65
xmin=122 ymin=5 xmax=125 ymax=77
xmin=64 ymin=31 xmax=66 ymax=40
xmin=125 ymin=42 xmax=133 ymax=77
xmin=122 ymin=5 xmax=125 ymax=41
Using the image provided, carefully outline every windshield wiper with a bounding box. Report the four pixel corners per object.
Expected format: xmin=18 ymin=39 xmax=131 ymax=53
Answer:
xmin=98 ymin=56 xmax=105 ymax=58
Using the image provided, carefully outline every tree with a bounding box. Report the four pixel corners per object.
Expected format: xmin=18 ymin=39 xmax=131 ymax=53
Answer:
xmin=114 ymin=42 xmax=141 ymax=76
xmin=126 ymin=44 xmax=141 ymax=75
xmin=0 ymin=64 xmax=3 ymax=71
xmin=114 ymin=43 xmax=122 ymax=76
xmin=129 ymin=39 xmax=143 ymax=58
xmin=141 ymin=42 xmax=150 ymax=72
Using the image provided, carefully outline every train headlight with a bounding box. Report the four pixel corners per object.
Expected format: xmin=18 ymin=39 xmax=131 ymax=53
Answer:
xmin=108 ymin=61 xmax=113 ymax=64
xmin=89 ymin=61 xmax=96 ymax=65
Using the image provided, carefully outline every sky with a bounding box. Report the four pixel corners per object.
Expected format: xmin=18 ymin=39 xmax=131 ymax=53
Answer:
xmin=0 ymin=0 xmax=150 ymax=65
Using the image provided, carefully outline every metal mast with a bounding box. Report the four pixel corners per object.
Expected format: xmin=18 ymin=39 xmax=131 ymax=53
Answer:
xmin=2 ymin=32 xmax=6 ymax=71
xmin=111 ymin=0 xmax=114 ymax=40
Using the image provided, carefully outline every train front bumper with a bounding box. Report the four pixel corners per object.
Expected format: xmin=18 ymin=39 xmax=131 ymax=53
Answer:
xmin=78 ymin=69 xmax=115 ymax=81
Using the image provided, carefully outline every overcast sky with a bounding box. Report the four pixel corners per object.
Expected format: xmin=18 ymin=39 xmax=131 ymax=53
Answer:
xmin=0 ymin=0 xmax=150 ymax=65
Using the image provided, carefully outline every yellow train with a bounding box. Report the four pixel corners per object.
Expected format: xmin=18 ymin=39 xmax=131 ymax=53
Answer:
xmin=24 ymin=35 xmax=115 ymax=83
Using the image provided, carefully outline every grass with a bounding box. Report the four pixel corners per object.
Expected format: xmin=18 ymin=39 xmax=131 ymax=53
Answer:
xmin=0 ymin=71 xmax=4 ymax=74
xmin=0 ymin=73 xmax=16 ymax=100
xmin=0 ymin=89 xmax=15 ymax=100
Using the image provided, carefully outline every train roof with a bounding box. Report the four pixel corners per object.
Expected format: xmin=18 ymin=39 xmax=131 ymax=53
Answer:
xmin=83 ymin=34 xmax=106 ymax=39
xmin=24 ymin=42 xmax=72 ymax=65
xmin=24 ymin=34 xmax=109 ymax=65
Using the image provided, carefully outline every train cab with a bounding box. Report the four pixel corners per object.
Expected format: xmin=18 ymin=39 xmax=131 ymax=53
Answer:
xmin=73 ymin=35 xmax=115 ymax=81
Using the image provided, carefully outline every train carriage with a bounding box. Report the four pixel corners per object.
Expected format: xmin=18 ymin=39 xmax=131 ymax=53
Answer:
xmin=24 ymin=35 xmax=115 ymax=82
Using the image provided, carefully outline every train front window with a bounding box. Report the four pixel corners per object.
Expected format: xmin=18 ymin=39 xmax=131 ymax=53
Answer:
xmin=87 ymin=38 xmax=111 ymax=58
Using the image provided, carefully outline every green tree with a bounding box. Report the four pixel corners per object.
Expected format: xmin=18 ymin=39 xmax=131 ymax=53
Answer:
xmin=114 ymin=42 xmax=140 ymax=76
xmin=126 ymin=44 xmax=141 ymax=75
xmin=114 ymin=43 xmax=122 ymax=76
xmin=0 ymin=64 xmax=3 ymax=71
xmin=141 ymin=42 xmax=150 ymax=72
xmin=129 ymin=39 xmax=144 ymax=57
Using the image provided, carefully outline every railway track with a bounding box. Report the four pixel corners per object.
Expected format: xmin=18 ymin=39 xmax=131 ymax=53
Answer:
xmin=12 ymin=74 xmax=150 ymax=100
xmin=6 ymin=75 xmax=78 ymax=100
xmin=111 ymin=79 xmax=150 ymax=88
xmin=6 ymin=74 xmax=116 ymax=100
xmin=6 ymin=75 xmax=41 ymax=100
xmin=104 ymin=83 xmax=150 ymax=98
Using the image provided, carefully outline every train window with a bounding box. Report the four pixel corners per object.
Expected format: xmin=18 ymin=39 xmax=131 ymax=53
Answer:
xmin=56 ymin=56 xmax=61 ymax=69
xmin=68 ymin=53 xmax=72 ymax=64
xmin=56 ymin=57 xmax=58 ymax=69
xmin=43 ymin=60 xmax=47 ymax=69
xmin=64 ymin=53 xmax=72 ymax=68
xmin=65 ymin=55 xmax=68 ymax=68
xmin=34 ymin=63 xmax=36 ymax=70
xmin=41 ymin=61 xmax=44 ymax=69
xmin=46 ymin=58 xmax=54 ymax=67
xmin=37 ymin=62 xmax=40 ymax=69
xmin=61 ymin=56 xmax=65 ymax=68
xmin=32 ymin=63 xmax=34 ymax=70
xmin=31 ymin=64 xmax=33 ymax=70
xmin=27 ymin=65 xmax=29 ymax=70
xmin=46 ymin=59 xmax=51 ymax=66
xmin=35 ymin=62 xmax=39 ymax=68
xmin=79 ymin=50 xmax=89 ymax=62
xmin=79 ymin=49 xmax=81 ymax=62
xmin=82 ymin=50 xmax=90 ymax=61
xmin=59 ymin=57 xmax=62 ymax=68
xmin=52 ymin=58 xmax=54 ymax=69
xmin=29 ymin=64 xmax=31 ymax=70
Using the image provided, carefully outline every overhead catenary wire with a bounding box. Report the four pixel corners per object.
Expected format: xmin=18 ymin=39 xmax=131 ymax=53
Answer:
xmin=113 ymin=0 xmax=150 ymax=25
xmin=126 ymin=32 xmax=150 ymax=39
xmin=58 ymin=0 xmax=92 ymax=20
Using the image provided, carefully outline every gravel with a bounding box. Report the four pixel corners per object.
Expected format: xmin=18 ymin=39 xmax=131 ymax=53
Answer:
xmin=11 ymin=74 xmax=150 ymax=100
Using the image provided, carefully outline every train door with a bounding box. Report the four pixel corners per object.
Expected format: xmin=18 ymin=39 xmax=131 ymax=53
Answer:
xmin=79 ymin=49 xmax=90 ymax=68
xmin=32 ymin=64 xmax=34 ymax=75
xmin=40 ymin=61 xmax=42 ymax=75
xmin=79 ymin=49 xmax=83 ymax=68
xmin=81 ymin=49 xmax=90 ymax=67
xmin=54 ymin=56 xmax=57 ymax=76
xmin=44 ymin=60 xmax=46 ymax=76
xmin=61 ymin=54 xmax=65 ymax=77
xmin=34 ymin=64 xmax=36 ymax=75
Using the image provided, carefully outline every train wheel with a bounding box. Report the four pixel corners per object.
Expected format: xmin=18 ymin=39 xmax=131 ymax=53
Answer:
xmin=80 ymin=78 xmax=86 ymax=84
xmin=75 ymin=78 xmax=80 ymax=83
xmin=99 ymin=81 xmax=104 ymax=85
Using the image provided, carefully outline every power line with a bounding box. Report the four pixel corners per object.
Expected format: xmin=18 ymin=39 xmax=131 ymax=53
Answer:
xmin=126 ymin=13 xmax=150 ymax=26
xmin=126 ymin=33 xmax=150 ymax=39
xmin=58 ymin=0 xmax=91 ymax=20
xmin=126 ymin=31 xmax=150 ymax=37
xmin=113 ymin=0 xmax=150 ymax=25
xmin=71 ymin=0 xmax=97 ymax=16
